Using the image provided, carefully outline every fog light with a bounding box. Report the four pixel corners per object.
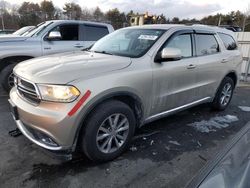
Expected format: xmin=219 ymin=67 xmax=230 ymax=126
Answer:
xmin=35 ymin=131 xmax=58 ymax=147
xmin=41 ymin=137 xmax=58 ymax=147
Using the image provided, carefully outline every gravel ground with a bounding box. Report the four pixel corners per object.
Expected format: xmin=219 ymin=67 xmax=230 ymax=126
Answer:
xmin=0 ymin=84 xmax=250 ymax=188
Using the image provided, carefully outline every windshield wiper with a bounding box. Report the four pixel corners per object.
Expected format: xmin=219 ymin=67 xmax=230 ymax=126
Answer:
xmin=92 ymin=50 xmax=113 ymax=55
xmin=82 ymin=45 xmax=93 ymax=52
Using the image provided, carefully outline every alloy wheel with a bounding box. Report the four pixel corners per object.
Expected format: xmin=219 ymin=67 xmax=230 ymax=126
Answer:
xmin=96 ymin=113 xmax=129 ymax=154
xmin=220 ymin=83 xmax=232 ymax=106
xmin=8 ymin=72 xmax=15 ymax=88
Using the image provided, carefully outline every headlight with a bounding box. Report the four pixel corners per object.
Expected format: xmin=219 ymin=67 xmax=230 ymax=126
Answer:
xmin=37 ymin=84 xmax=80 ymax=102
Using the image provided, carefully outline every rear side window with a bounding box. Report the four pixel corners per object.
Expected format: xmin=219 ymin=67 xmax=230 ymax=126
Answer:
xmin=84 ymin=25 xmax=109 ymax=41
xmin=218 ymin=33 xmax=237 ymax=50
xmin=195 ymin=34 xmax=219 ymax=56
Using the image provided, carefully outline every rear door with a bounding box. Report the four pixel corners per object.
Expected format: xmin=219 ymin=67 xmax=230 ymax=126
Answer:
xmin=194 ymin=31 xmax=226 ymax=99
xmin=81 ymin=24 xmax=110 ymax=48
xmin=42 ymin=23 xmax=83 ymax=55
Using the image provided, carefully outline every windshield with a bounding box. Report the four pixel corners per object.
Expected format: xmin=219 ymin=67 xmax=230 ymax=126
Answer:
xmin=90 ymin=28 xmax=165 ymax=58
xmin=13 ymin=26 xmax=35 ymax=36
xmin=25 ymin=22 xmax=53 ymax=37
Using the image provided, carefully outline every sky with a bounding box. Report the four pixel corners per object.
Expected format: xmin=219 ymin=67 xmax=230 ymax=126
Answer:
xmin=4 ymin=0 xmax=250 ymax=19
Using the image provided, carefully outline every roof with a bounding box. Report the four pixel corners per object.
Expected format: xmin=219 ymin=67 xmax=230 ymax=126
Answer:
xmin=44 ymin=20 xmax=112 ymax=27
xmin=128 ymin=24 xmax=235 ymax=36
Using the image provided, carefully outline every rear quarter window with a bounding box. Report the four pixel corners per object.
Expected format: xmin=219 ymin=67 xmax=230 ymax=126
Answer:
xmin=84 ymin=25 xmax=109 ymax=41
xmin=218 ymin=33 xmax=237 ymax=50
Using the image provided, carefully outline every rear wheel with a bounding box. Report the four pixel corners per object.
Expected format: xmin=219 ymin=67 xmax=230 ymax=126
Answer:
xmin=211 ymin=77 xmax=234 ymax=111
xmin=0 ymin=64 xmax=17 ymax=92
xmin=80 ymin=100 xmax=136 ymax=162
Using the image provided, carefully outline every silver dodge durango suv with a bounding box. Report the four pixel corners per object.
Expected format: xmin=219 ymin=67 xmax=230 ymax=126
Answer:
xmin=9 ymin=24 xmax=242 ymax=161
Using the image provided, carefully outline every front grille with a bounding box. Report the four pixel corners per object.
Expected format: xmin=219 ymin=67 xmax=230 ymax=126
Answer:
xmin=15 ymin=76 xmax=41 ymax=104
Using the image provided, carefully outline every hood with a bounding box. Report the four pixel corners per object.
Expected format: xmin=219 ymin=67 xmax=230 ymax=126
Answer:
xmin=0 ymin=35 xmax=29 ymax=42
xmin=14 ymin=51 xmax=132 ymax=84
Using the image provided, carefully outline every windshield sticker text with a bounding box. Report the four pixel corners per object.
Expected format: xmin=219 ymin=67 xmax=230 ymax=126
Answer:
xmin=138 ymin=35 xmax=158 ymax=40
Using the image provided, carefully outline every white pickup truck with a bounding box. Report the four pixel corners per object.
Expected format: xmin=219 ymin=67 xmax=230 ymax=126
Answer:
xmin=0 ymin=20 xmax=114 ymax=91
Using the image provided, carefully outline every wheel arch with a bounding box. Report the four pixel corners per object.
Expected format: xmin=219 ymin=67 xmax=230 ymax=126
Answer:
xmin=73 ymin=91 xmax=144 ymax=151
xmin=0 ymin=55 xmax=34 ymax=72
xmin=225 ymin=71 xmax=238 ymax=87
xmin=213 ymin=70 xmax=238 ymax=100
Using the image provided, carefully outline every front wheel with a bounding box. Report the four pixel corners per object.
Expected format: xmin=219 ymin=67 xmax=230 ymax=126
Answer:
xmin=80 ymin=100 xmax=136 ymax=162
xmin=211 ymin=77 xmax=234 ymax=111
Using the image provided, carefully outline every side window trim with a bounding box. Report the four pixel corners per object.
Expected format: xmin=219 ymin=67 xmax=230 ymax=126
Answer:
xmin=191 ymin=33 xmax=196 ymax=57
xmin=77 ymin=23 xmax=81 ymax=41
xmin=155 ymin=29 xmax=195 ymax=60
xmin=79 ymin=24 xmax=85 ymax=41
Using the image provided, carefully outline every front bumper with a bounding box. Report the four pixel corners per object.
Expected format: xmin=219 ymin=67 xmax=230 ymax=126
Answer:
xmin=14 ymin=119 xmax=62 ymax=150
xmin=9 ymin=87 xmax=81 ymax=151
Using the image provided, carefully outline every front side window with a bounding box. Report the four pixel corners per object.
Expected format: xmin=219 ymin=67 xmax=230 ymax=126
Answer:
xmin=195 ymin=34 xmax=219 ymax=56
xmin=49 ymin=24 xmax=79 ymax=41
xmin=90 ymin=28 xmax=165 ymax=58
xmin=164 ymin=34 xmax=192 ymax=58
xmin=218 ymin=33 xmax=237 ymax=50
xmin=84 ymin=25 xmax=109 ymax=41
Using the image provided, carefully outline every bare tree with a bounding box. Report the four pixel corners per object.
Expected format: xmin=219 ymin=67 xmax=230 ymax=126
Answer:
xmin=0 ymin=0 xmax=8 ymax=30
xmin=40 ymin=0 xmax=55 ymax=20
xmin=81 ymin=7 xmax=93 ymax=20
xmin=93 ymin=6 xmax=104 ymax=22
xmin=63 ymin=2 xmax=82 ymax=20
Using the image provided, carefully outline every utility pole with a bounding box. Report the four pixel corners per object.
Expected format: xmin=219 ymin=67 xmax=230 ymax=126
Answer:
xmin=243 ymin=16 xmax=247 ymax=32
xmin=1 ymin=14 xmax=4 ymax=30
xmin=218 ymin=14 xmax=221 ymax=26
xmin=0 ymin=5 xmax=5 ymax=30
xmin=243 ymin=3 xmax=250 ymax=31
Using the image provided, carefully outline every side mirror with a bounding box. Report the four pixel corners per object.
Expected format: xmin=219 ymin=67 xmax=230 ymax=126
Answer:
xmin=46 ymin=31 xmax=62 ymax=41
xmin=155 ymin=47 xmax=182 ymax=63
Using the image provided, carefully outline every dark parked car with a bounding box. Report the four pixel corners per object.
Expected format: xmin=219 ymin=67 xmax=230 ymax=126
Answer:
xmin=186 ymin=122 xmax=250 ymax=188
xmin=219 ymin=25 xmax=242 ymax=32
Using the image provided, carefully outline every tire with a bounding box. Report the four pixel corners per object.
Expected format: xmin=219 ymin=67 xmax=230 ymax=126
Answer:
xmin=0 ymin=64 xmax=17 ymax=92
xmin=80 ymin=100 xmax=136 ymax=162
xmin=211 ymin=77 xmax=235 ymax=111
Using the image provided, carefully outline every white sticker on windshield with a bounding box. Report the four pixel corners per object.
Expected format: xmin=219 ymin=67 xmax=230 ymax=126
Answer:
xmin=138 ymin=35 xmax=158 ymax=40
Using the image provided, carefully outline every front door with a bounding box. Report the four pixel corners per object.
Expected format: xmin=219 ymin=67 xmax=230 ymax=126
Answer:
xmin=42 ymin=24 xmax=84 ymax=55
xmin=151 ymin=31 xmax=199 ymax=115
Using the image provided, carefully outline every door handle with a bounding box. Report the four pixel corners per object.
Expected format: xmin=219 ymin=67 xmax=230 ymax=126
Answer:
xmin=221 ymin=59 xmax=229 ymax=63
xmin=44 ymin=47 xmax=51 ymax=50
xmin=187 ymin=64 xmax=196 ymax=69
xmin=74 ymin=44 xmax=84 ymax=48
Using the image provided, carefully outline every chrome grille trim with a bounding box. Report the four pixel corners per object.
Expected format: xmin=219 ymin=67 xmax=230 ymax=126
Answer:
xmin=17 ymin=86 xmax=37 ymax=97
xmin=18 ymin=84 xmax=36 ymax=94
xmin=14 ymin=75 xmax=41 ymax=104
